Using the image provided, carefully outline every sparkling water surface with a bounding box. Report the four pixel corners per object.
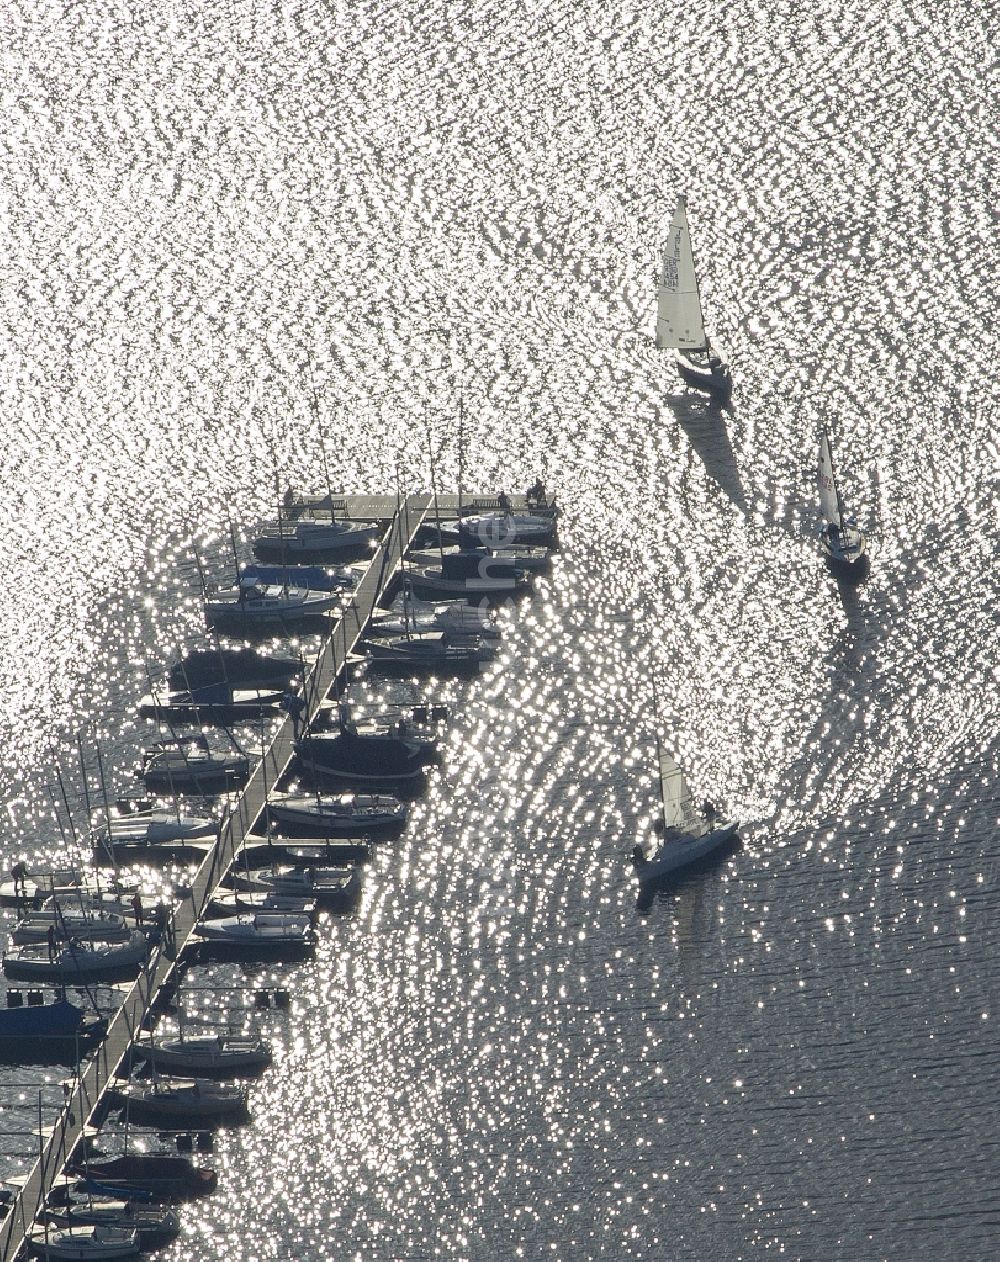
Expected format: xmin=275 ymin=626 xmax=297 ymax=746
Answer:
xmin=0 ymin=0 xmax=997 ymax=1258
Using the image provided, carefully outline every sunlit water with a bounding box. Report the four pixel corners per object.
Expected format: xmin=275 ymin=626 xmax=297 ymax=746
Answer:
xmin=0 ymin=0 xmax=997 ymax=1257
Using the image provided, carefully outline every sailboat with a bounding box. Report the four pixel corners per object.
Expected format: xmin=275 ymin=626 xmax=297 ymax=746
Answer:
xmin=656 ymin=196 xmax=732 ymax=398
xmin=817 ymin=426 xmax=869 ymax=584
xmin=631 ymin=746 xmax=737 ymax=884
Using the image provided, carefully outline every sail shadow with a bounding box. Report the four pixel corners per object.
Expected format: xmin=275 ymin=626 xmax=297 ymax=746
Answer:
xmin=663 ymin=394 xmax=748 ymax=517
xmin=836 ymin=575 xmax=866 ymax=618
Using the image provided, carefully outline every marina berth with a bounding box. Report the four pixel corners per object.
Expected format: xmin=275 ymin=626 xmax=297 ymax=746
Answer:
xmin=107 ymin=1076 xmax=250 ymax=1125
xmin=1 ymin=932 xmax=151 ymax=984
xmin=452 ymin=510 xmax=558 ymax=549
xmin=138 ymin=737 xmax=251 ymax=796
xmin=89 ymin=799 xmax=217 ymax=846
xmin=407 ymin=544 xmax=552 ymax=574
xmin=167 ymin=647 xmax=302 ymax=692
xmin=186 ymin=908 xmax=313 ymax=954
xmin=359 ymin=630 xmax=496 ymax=672
xmin=131 ymin=1032 xmax=273 ymax=1076
xmin=0 ymin=994 xmax=106 ymax=1060
xmin=229 ymin=863 xmax=362 ymax=909
xmin=251 ymin=517 xmax=380 ymax=562
xmin=206 ymin=889 xmax=317 ymax=918
xmin=0 ymin=869 xmax=137 ymax=910
xmin=374 ymin=590 xmax=501 ymax=639
xmin=238 ymin=563 xmax=355 ymax=593
xmin=403 ymin=552 xmax=533 ymax=601
xmin=92 ymin=834 xmax=215 ymax=865
xmin=137 ymin=684 xmax=288 ymax=724
xmin=31 ymin=892 xmax=141 ymax=923
xmin=311 ymin=701 xmax=445 ymax=756
xmin=64 ymin=1153 xmax=219 ymax=1200
xmin=203 ymin=579 xmax=342 ymax=629
xmin=264 ymin=790 xmax=407 ymax=837
xmin=12 ymin=911 xmax=132 ymax=947
xmin=238 ymin=835 xmax=374 ymax=865
xmin=656 ymin=195 xmax=733 ymax=398
xmin=293 ymin=729 xmax=430 ymax=791
xmin=43 ymin=1202 xmax=180 ymax=1249
xmin=369 ymin=602 xmax=494 ymax=639
xmin=192 ymin=911 xmax=313 ymax=947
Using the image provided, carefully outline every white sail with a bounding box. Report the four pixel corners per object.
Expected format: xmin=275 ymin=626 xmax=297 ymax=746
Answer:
xmin=656 ymin=197 xmax=707 ymax=351
xmin=817 ymin=430 xmax=842 ymax=528
xmin=658 ymin=749 xmax=706 ymax=837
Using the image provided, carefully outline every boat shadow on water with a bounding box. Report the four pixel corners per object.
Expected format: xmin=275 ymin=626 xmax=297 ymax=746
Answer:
xmin=634 ymin=832 xmax=743 ymax=914
xmin=185 ymin=938 xmax=315 ymax=966
xmin=203 ymin=612 xmax=334 ymax=641
xmin=662 ymin=396 xmax=749 ymax=518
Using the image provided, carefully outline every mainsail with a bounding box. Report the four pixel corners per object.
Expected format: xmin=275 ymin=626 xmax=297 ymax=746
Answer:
xmin=817 ymin=429 xmax=843 ymax=528
xmin=658 ymin=748 xmax=707 ymax=838
xmin=656 ymin=196 xmax=707 ymax=351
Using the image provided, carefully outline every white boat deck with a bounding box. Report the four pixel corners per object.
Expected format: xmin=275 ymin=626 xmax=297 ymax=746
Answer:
xmin=0 ymin=497 xmax=431 ymax=1262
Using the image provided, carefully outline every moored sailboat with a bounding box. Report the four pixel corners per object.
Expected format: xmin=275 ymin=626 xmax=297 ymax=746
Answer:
xmin=107 ymin=1076 xmax=249 ymax=1125
xmin=2 ymin=932 xmax=151 ymax=983
xmin=167 ymin=647 xmax=301 ymax=692
xmin=43 ymin=1202 xmax=179 ymax=1249
xmin=265 ymin=790 xmax=407 ymax=837
xmin=0 ymin=993 xmax=106 ymax=1060
xmin=203 ymin=579 xmax=341 ymax=629
xmin=131 ymin=1031 xmax=273 ymax=1076
xmin=656 ymin=196 xmax=732 ymax=398
xmin=138 ymin=737 xmax=251 ymax=795
xmin=252 ymin=518 xmax=379 ymax=562
xmin=26 ymin=1223 xmax=140 ymax=1259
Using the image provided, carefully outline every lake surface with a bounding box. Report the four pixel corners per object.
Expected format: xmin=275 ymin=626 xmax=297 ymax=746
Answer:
xmin=0 ymin=0 xmax=997 ymax=1257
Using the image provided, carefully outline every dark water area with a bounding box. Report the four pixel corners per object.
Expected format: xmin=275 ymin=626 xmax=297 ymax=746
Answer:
xmin=0 ymin=0 xmax=998 ymax=1257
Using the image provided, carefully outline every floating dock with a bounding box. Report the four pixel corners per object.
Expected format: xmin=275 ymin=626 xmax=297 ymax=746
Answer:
xmin=0 ymin=495 xmax=442 ymax=1261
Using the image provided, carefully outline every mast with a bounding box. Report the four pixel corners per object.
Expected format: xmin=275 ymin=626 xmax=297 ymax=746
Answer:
xmin=425 ymin=420 xmax=445 ymax=565
xmin=394 ymin=480 xmax=411 ymax=640
xmin=457 ymin=395 xmax=464 ymax=517
xmin=228 ymin=517 xmax=241 ymax=588
xmin=307 ymin=356 xmax=337 ymax=523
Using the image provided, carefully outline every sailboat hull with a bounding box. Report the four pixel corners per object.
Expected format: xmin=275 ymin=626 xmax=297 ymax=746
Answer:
xmin=674 ymin=349 xmax=732 ymax=398
xmin=632 ymin=824 xmax=738 ymax=884
xmin=820 ymin=531 xmax=870 ymax=585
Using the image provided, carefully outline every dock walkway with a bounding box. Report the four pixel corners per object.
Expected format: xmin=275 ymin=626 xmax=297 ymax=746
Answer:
xmin=286 ymin=491 xmax=543 ymax=522
xmin=0 ymin=497 xmax=431 ymax=1262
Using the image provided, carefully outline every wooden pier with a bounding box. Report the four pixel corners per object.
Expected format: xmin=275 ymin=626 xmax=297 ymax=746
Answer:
xmin=0 ymin=496 xmax=433 ymax=1262
xmin=286 ymin=490 xmax=543 ymax=522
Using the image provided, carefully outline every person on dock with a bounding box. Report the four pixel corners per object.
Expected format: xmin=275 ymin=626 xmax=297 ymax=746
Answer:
xmin=131 ymin=891 xmax=144 ymax=927
xmin=526 ymin=478 xmax=546 ymax=507
xmin=47 ymin=924 xmax=57 ymax=962
xmin=10 ymin=860 xmax=27 ymax=908
xmin=281 ymin=689 xmax=306 ymax=739
xmin=498 ymin=489 xmax=512 ymax=516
